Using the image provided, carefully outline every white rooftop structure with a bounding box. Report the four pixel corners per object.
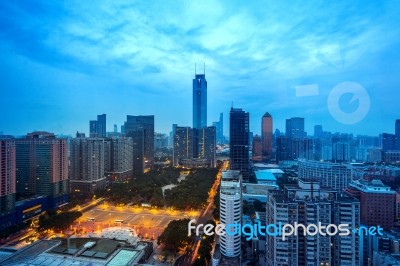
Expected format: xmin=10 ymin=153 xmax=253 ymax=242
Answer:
xmin=87 ymin=227 xmax=138 ymax=245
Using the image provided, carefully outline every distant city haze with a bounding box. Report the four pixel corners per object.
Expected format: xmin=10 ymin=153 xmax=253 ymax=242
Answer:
xmin=1 ymin=1 xmax=399 ymax=136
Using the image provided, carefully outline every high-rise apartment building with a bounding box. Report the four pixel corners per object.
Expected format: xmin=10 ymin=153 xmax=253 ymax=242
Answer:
xmin=230 ymin=108 xmax=250 ymax=181
xmin=0 ymin=140 xmax=16 ymax=221
xmin=124 ymin=115 xmax=154 ymax=174
xmin=285 ymin=117 xmax=305 ymax=139
xmin=89 ymin=114 xmax=107 ymax=138
xmin=173 ymin=127 xmax=194 ymax=166
xmin=15 ymin=132 xmax=68 ymax=207
xmin=104 ymin=137 xmax=133 ymax=182
xmin=332 ymin=142 xmax=351 ymax=162
xmin=69 ymin=137 xmax=107 ymax=193
xmin=193 ymin=72 xmax=207 ymax=130
xmin=197 ymin=126 xmax=216 ymax=167
xmin=261 ymin=112 xmax=273 ymax=161
xmin=344 ymin=179 xmax=395 ymax=230
xmin=298 ymin=159 xmax=353 ymax=191
xmin=266 ymin=179 xmax=360 ymax=266
xmin=220 ymin=170 xmax=242 ymax=258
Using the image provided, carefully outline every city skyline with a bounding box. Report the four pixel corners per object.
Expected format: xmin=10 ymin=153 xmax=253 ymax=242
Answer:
xmin=1 ymin=1 xmax=400 ymax=136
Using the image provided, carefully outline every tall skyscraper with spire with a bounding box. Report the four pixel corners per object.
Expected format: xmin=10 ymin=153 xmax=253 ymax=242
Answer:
xmin=193 ymin=65 xmax=207 ymax=130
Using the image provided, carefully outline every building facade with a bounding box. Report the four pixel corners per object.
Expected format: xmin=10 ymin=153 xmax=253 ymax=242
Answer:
xmin=261 ymin=112 xmax=273 ymax=161
xmin=104 ymin=137 xmax=133 ymax=182
xmin=265 ymin=179 xmax=360 ymax=266
xmin=344 ymin=179 xmax=395 ymax=230
xmin=89 ymin=114 xmax=107 ymax=138
xmin=0 ymin=139 xmax=16 ymax=226
xmin=220 ymin=170 xmax=242 ymax=258
xmin=230 ymin=108 xmax=250 ymax=181
xmin=124 ymin=115 xmax=154 ymax=174
xmin=69 ymin=137 xmax=107 ymax=193
xmin=173 ymin=127 xmax=194 ymax=166
xmin=193 ymin=72 xmax=207 ymax=130
xmin=298 ymin=159 xmax=353 ymax=191
xmin=15 ymin=132 xmax=68 ymax=206
xmin=285 ymin=117 xmax=305 ymax=139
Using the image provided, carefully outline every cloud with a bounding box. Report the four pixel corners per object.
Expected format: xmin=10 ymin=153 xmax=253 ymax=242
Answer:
xmin=0 ymin=1 xmax=399 ymax=135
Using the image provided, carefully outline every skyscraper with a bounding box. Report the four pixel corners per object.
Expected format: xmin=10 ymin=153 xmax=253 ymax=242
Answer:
xmin=0 ymin=139 xmax=16 ymax=228
xmin=220 ymin=170 xmax=242 ymax=258
xmin=382 ymin=133 xmax=396 ymax=151
xmin=261 ymin=112 xmax=273 ymax=161
xmin=198 ymin=126 xmax=216 ymax=167
xmin=124 ymin=115 xmax=155 ymax=174
xmin=286 ymin=117 xmax=305 ymax=139
xmin=97 ymin=114 xmax=107 ymax=138
xmin=173 ymin=126 xmax=194 ymax=166
xmin=104 ymin=137 xmax=133 ymax=182
xmin=15 ymin=132 xmax=68 ymax=207
xmin=69 ymin=137 xmax=107 ymax=193
xmin=252 ymin=134 xmax=262 ymax=161
xmin=314 ymin=124 xmax=323 ymax=138
xmin=89 ymin=114 xmax=107 ymax=138
xmin=212 ymin=112 xmax=224 ymax=144
xmin=193 ymin=70 xmax=207 ymax=130
xmin=89 ymin=120 xmax=97 ymax=137
xmin=230 ymin=108 xmax=250 ymax=181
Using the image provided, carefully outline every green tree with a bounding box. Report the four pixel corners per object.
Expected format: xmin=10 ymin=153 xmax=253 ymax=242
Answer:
xmin=157 ymin=219 xmax=193 ymax=254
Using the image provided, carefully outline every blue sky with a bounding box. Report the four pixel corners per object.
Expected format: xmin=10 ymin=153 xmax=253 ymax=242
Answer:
xmin=0 ymin=1 xmax=399 ymax=136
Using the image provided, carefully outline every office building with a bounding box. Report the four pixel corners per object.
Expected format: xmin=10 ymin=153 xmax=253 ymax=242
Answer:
xmin=154 ymin=133 xmax=169 ymax=150
xmin=276 ymin=136 xmax=291 ymax=162
xmin=298 ymin=159 xmax=353 ymax=191
xmin=212 ymin=113 xmax=224 ymax=145
xmin=344 ymin=179 xmax=395 ymax=230
xmin=261 ymin=112 xmax=273 ymax=161
xmin=220 ymin=170 xmax=242 ymax=258
xmin=89 ymin=114 xmax=107 ymax=138
xmin=252 ymin=134 xmax=262 ymax=161
xmin=266 ymin=179 xmax=360 ymax=266
xmin=15 ymin=132 xmax=68 ymax=207
xmin=69 ymin=137 xmax=107 ymax=193
xmin=285 ymin=117 xmax=305 ymax=139
xmin=124 ymin=115 xmax=154 ymax=174
xmin=382 ymin=133 xmax=396 ymax=151
xmin=193 ymin=71 xmax=207 ymax=130
xmin=291 ymin=138 xmax=313 ymax=160
xmin=230 ymin=108 xmax=250 ymax=181
xmin=173 ymin=127 xmax=194 ymax=166
xmin=0 ymin=139 xmax=16 ymax=228
xmin=104 ymin=137 xmax=133 ymax=182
